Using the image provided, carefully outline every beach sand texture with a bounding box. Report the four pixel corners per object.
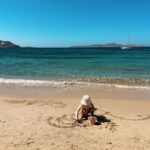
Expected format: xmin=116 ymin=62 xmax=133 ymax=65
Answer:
xmin=0 ymin=86 xmax=150 ymax=150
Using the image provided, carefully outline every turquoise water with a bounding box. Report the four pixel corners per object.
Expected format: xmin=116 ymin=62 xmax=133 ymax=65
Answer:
xmin=0 ymin=47 xmax=150 ymax=87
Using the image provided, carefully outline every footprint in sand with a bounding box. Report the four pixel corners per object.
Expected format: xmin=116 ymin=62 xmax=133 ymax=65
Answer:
xmin=0 ymin=120 xmax=7 ymax=123
xmin=3 ymin=99 xmax=36 ymax=105
xmin=104 ymin=122 xmax=119 ymax=132
xmin=51 ymin=101 xmax=66 ymax=108
xmin=39 ymin=100 xmax=66 ymax=108
xmin=25 ymin=138 xmax=35 ymax=146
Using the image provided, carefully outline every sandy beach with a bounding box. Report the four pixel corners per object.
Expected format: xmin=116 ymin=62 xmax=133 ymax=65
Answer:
xmin=0 ymin=84 xmax=150 ymax=150
xmin=1 ymin=0 xmax=150 ymax=149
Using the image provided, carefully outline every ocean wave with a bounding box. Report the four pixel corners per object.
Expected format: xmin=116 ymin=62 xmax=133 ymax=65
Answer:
xmin=103 ymin=84 xmax=150 ymax=89
xmin=0 ymin=78 xmax=90 ymax=87
xmin=0 ymin=78 xmax=67 ymax=86
xmin=76 ymin=77 xmax=150 ymax=85
xmin=0 ymin=77 xmax=150 ymax=89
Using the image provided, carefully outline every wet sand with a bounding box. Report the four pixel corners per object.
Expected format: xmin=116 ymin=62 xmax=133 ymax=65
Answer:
xmin=0 ymin=84 xmax=150 ymax=150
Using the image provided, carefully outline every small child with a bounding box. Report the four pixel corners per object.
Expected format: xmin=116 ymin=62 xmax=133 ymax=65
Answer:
xmin=75 ymin=95 xmax=96 ymax=122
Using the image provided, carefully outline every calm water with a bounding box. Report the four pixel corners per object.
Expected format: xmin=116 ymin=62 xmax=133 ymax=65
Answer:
xmin=0 ymin=47 xmax=150 ymax=87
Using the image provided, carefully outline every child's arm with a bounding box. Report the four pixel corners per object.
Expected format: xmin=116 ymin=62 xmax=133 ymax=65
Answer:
xmin=75 ymin=104 xmax=82 ymax=120
xmin=90 ymin=101 xmax=97 ymax=110
xmin=90 ymin=101 xmax=95 ymax=108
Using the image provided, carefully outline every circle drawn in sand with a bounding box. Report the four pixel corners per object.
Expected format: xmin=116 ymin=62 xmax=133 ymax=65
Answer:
xmin=47 ymin=114 xmax=79 ymax=128
xmin=47 ymin=114 xmax=90 ymax=128
xmin=99 ymin=109 xmax=150 ymax=121
xmin=47 ymin=114 xmax=118 ymax=132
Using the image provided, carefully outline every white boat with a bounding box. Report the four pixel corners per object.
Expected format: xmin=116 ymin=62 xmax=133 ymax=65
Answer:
xmin=121 ymin=46 xmax=131 ymax=50
xmin=121 ymin=36 xmax=132 ymax=49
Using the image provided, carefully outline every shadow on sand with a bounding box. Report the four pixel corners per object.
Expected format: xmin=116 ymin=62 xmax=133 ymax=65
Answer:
xmin=93 ymin=115 xmax=111 ymax=125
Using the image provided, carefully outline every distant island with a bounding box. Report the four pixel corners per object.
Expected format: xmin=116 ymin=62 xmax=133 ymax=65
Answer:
xmin=0 ymin=40 xmax=149 ymax=48
xmin=71 ymin=43 xmax=144 ymax=48
xmin=0 ymin=40 xmax=20 ymax=48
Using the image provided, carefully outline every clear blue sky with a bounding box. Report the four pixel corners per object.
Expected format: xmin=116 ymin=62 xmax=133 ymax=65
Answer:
xmin=0 ymin=0 xmax=150 ymax=47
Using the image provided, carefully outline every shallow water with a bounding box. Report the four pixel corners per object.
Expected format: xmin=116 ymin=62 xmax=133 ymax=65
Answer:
xmin=0 ymin=47 xmax=150 ymax=88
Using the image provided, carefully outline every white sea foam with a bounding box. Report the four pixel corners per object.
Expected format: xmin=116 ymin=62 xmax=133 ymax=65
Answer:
xmin=109 ymin=84 xmax=150 ymax=89
xmin=0 ymin=78 xmax=64 ymax=86
xmin=0 ymin=78 xmax=87 ymax=86
xmin=0 ymin=78 xmax=150 ymax=90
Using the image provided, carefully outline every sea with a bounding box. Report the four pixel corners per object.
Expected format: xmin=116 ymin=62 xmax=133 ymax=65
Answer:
xmin=0 ymin=47 xmax=150 ymax=89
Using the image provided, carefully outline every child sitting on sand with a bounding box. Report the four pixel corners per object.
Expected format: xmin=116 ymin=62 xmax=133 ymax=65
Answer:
xmin=75 ymin=95 xmax=96 ymax=123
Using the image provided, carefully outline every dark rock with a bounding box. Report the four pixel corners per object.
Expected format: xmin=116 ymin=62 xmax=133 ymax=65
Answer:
xmin=0 ymin=40 xmax=20 ymax=48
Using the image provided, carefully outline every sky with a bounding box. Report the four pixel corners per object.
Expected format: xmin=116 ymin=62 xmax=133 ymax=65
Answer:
xmin=0 ymin=0 xmax=150 ymax=47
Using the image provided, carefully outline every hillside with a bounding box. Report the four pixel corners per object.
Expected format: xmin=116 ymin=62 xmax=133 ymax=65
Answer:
xmin=0 ymin=40 xmax=20 ymax=48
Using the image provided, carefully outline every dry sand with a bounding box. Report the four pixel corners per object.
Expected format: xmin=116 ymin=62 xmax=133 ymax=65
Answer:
xmin=0 ymin=85 xmax=150 ymax=150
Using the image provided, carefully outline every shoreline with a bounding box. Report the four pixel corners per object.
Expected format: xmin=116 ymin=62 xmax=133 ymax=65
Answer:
xmin=0 ymin=77 xmax=150 ymax=89
xmin=0 ymin=82 xmax=150 ymax=100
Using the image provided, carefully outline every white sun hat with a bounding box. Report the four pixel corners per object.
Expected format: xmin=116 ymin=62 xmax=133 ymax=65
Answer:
xmin=80 ymin=95 xmax=91 ymax=105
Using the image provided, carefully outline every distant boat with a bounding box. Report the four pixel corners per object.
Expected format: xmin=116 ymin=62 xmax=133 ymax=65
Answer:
xmin=121 ymin=36 xmax=132 ymax=50
xmin=121 ymin=46 xmax=131 ymax=50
